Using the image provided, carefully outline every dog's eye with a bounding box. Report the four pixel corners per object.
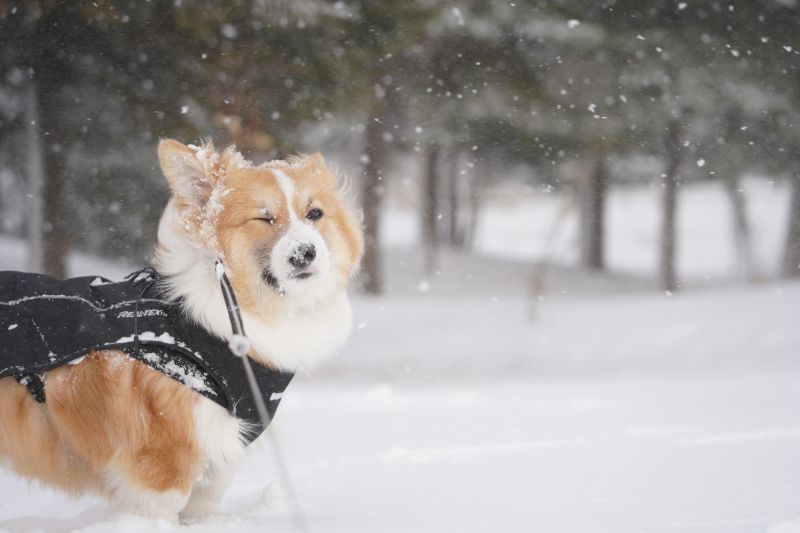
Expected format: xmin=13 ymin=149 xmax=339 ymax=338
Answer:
xmin=306 ymin=208 xmax=323 ymax=221
xmin=258 ymin=216 xmax=275 ymax=225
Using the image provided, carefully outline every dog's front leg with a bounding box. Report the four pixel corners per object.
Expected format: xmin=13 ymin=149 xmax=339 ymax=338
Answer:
xmin=104 ymin=467 xmax=192 ymax=523
xmin=180 ymin=462 xmax=235 ymax=521
xmin=179 ymin=398 xmax=246 ymax=521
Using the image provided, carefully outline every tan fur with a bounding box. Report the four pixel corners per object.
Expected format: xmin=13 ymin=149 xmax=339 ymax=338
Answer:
xmin=0 ymin=351 xmax=200 ymax=497
xmin=216 ymin=158 xmax=363 ymax=317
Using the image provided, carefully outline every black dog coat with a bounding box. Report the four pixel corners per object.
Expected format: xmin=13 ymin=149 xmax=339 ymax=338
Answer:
xmin=0 ymin=270 xmax=293 ymax=444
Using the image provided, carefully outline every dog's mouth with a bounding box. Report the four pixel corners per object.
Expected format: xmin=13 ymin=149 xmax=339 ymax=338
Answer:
xmin=261 ymin=268 xmax=314 ymax=291
xmin=262 ymin=268 xmax=281 ymax=291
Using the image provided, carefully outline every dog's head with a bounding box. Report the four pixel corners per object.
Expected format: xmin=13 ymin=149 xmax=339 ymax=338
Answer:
xmin=156 ymin=139 xmax=363 ymax=313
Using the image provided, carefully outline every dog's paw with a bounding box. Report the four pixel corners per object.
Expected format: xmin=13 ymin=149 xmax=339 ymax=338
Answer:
xmin=179 ymin=498 xmax=220 ymax=523
xmin=110 ymin=486 xmax=188 ymax=524
xmin=260 ymin=480 xmax=291 ymax=512
xmin=111 ymin=511 xmax=180 ymax=528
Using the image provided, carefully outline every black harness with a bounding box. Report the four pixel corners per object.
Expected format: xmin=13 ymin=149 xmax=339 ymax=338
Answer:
xmin=0 ymin=269 xmax=293 ymax=445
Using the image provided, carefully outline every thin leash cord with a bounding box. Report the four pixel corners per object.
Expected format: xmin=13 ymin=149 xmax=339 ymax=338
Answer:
xmin=214 ymin=260 xmax=310 ymax=533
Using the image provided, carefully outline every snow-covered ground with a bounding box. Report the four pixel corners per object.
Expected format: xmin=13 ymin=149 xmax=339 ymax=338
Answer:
xmin=0 ymin=178 xmax=798 ymax=531
xmin=337 ymin=282 xmax=799 ymax=380
xmin=2 ymin=376 xmax=800 ymax=533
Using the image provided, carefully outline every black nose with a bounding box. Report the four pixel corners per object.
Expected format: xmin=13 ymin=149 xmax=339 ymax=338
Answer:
xmin=288 ymin=242 xmax=316 ymax=268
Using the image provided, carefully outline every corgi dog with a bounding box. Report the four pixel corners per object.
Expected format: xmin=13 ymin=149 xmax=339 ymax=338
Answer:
xmin=0 ymin=139 xmax=363 ymax=521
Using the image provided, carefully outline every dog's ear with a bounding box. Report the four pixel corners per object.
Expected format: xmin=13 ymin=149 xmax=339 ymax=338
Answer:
xmin=158 ymin=139 xmax=215 ymax=207
xmin=302 ymin=153 xmax=336 ymax=185
xmin=306 ymin=152 xmax=326 ymax=167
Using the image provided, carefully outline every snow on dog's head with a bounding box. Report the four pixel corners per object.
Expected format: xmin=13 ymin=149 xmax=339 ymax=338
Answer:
xmin=156 ymin=139 xmax=363 ymax=312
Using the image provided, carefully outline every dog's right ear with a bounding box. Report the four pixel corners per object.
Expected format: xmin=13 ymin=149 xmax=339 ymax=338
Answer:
xmin=158 ymin=139 xmax=215 ymax=207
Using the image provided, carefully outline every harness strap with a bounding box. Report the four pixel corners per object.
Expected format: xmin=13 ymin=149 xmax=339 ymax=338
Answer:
xmin=124 ymin=267 xmax=162 ymax=360
xmin=15 ymin=373 xmax=45 ymax=403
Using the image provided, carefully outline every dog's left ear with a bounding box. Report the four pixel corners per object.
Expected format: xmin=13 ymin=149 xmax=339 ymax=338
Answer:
xmin=158 ymin=139 xmax=216 ymax=208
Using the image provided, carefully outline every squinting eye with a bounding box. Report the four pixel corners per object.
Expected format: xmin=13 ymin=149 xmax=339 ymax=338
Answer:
xmin=306 ymin=207 xmax=323 ymax=221
xmin=258 ymin=216 xmax=275 ymax=225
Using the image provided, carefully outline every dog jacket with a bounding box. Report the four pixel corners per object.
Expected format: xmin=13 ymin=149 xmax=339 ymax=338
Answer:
xmin=0 ymin=270 xmax=293 ymax=444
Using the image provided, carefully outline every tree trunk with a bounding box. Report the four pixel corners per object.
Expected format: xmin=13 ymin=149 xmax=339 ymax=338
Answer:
xmin=720 ymin=107 xmax=756 ymax=281
xmin=579 ymin=154 xmax=607 ymax=270
xmin=724 ymin=172 xmax=756 ymax=280
xmin=661 ymin=119 xmax=681 ymax=292
xmin=34 ymin=64 xmax=70 ymax=279
xmin=446 ymin=150 xmax=460 ymax=247
xmin=28 ymin=5 xmax=73 ymax=279
xmin=360 ymin=102 xmax=388 ymax=294
xmin=784 ymin=171 xmax=800 ymax=278
xmin=464 ymin=161 xmax=484 ymax=251
xmin=422 ymin=142 xmax=440 ymax=274
xmin=25 ymin=77 xmax=45 ymax=273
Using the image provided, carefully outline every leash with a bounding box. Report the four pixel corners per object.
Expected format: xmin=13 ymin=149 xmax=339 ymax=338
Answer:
xmin=214 ymin=260 xmax=310 ymax=533
xmin=125 ymin=267 xmax=162 ymax=360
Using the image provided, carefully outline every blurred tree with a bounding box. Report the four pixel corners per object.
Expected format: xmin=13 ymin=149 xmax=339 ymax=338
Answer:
xmin=327 ymin=1 xmax=441 ymax=294
xmin=421 ymin=141 xmax=440 ymax=274
xmin=1 ymin=0 xmax=798 ymax=290
xmin=411 ymin=1 xmax=554 ymax=261
xmin=786 ymin=175 xmax=800 ymax=278
xmin=546 ymin=0 xmax=793 ymax=286
xmin=661 ymin=116 xmax=682 ymax=293
xmin=1 ymin=2 xmax=83 ymax=278
xmin=0 ymin=1 xmax=201 ymax=275
xmin=23 ymin=72 xmax=44 ymax=272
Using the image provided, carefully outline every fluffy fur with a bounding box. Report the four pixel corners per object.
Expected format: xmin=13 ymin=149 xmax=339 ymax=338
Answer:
xmin=0 ymin=139 xmax=363 ymax=522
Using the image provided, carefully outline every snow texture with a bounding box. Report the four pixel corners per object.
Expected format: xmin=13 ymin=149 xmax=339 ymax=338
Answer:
xmin=1 ymin=377 xmax=799 ymax=532
xmin=115 ymin=331 xmax=176 ymax=345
